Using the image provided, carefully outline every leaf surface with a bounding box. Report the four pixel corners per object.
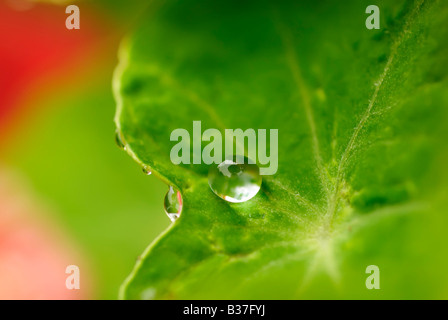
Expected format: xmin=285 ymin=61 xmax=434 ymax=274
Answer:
xmin=115 ymin=0 xmax=448 ymax=299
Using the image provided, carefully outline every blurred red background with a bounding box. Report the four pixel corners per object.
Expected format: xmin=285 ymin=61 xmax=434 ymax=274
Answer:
xmin=0 ymin=0 xmax=114 ymax=299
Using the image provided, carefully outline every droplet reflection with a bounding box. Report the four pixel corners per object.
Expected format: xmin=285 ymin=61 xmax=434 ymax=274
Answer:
xmin=208 ymin=156 xmax=262 ymax=203
xmin=164 ymin=186 xmax=182 ymax=222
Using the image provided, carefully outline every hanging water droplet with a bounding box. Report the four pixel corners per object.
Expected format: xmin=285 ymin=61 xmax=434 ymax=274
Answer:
xmin=142 ymin=165 xmax=152 ymax=175
xmin=164 ymin=186 xmax=182 ymax=222
xmin=115 ymin=129 xmax=126 ymax=150
xmin=208 ymin=156 xmax=262 ymax=203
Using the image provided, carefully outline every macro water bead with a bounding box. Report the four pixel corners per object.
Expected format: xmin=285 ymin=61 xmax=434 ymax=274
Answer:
xmin=208 ymin=156 xmax=262 ymax=203
xmin=142 ymin=165 xmax=152 ymax=175
xmin=163 ymin=186 xmax=183 ymax=222
xmin=114 ymin=129 xmax=126 ymax=150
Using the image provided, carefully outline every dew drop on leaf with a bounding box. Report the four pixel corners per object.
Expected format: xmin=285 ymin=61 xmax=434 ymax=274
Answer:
xmin=208 ymin=156 xmax=262 ymax=203
xmin=115 ymin=129 xmax=126 ymax=150
xmin=142 ymin=165 xmax=152 ymax=175
xmin=164 ymin=186 xmax=182 ymax=222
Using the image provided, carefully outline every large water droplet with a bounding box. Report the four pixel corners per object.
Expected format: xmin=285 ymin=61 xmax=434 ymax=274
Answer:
xmin=208 ymin=156 xmax=262 ymax=203
xmin=164 ymin=186 xmax=182 ymax=222
xmin=115 ymin=129 xmax=126 ymax=150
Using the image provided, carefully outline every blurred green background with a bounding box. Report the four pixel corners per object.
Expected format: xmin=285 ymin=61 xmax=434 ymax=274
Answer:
xmin=0 ymin=0 xmax=169 ymax=299
xmin=2 ymin=78 xmax=169 ymax=299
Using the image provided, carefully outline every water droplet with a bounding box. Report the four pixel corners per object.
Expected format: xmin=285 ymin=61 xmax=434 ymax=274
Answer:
xmin=142 ymin=165 xmax=152 ymax=175
xmin=208 ymin=156 xmax=262 ymax=203
xmin=115 ymin=129 xmax=126 ymax=150
xmin=164 ymin=186 xmax=182 ymax=222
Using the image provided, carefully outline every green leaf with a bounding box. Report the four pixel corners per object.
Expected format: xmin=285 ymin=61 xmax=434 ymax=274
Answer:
xmin=115 ymin=0 xmax=448 ymax=299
